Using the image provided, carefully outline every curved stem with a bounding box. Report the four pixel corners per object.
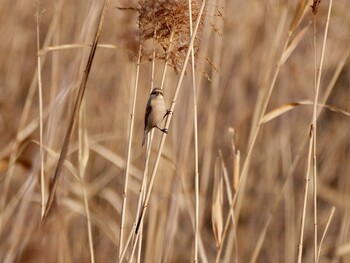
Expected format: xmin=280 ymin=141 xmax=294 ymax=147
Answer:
xmin=187 ymin=0 xmax=200 ymax=261
xmin=118 ymin=43 xmax=142 ymax=258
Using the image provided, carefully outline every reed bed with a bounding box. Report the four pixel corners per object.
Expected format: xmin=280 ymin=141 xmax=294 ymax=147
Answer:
xmin=1 ymin=0 xmax=350 ymax=262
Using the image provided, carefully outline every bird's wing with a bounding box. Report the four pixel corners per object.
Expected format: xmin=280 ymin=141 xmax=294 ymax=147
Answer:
xmin=144 ymin=102 xmax=152 ymax=130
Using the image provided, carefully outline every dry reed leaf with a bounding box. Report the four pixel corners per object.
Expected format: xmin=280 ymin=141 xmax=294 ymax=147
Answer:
xmin=233 ymin=150 xmax=240 ymax=192
xmin=318 ymin=103 xmax=350 ymax=117
xmin=78 ymin=102 xmax=94 ymax=263
xmin=78 ymin=102 xmax=89 ymax=177
xmin=261 ymin=100 xmax=350 ymax=125
xmin=318 ymin=206 xmax=336 ymax=260
xmin=62 ymin=197 xmax=118 ymax=245
xmin=280 ymin=23 xmax=310 ymax=65
xmin=89 ymin=143 xmax=143 ymax=180
xmin=228 ymin=127 xmax=240 ymax=192
xmin=37 ymin=44 xmax=119 ymax=56
xmin=99 ymin=188 xmax=122 ymax=212
xmin=212 ymin=157 xmax=223 ymax=248
xmin=260 ymin=101 xmax=308 ymax=124
xmin=41 ymin=0 xmax=110 ymax=223
xmin=30 ymin=140 xmax=80 ymax=181
xmin=289 ymin=0 xmax=309 ymax=32
xmin=219 ymin=150 xmax=232 ymax=202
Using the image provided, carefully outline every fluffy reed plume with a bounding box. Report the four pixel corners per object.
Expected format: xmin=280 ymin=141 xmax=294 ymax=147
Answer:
xmin=138 ymin=0 xmax=204 ymax=72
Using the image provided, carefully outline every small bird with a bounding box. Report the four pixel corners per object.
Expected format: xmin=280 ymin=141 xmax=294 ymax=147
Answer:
xmin=142 ymin=88 xmax=169 ymax=147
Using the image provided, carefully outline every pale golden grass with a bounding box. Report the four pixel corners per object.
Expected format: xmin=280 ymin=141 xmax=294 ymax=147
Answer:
xmin=1 ymin=0 xmax=350 ymax=262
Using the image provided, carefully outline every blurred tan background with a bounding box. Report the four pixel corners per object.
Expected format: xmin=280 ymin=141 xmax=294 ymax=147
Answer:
xmin=0 ymin=0 xmax=350 ymax=262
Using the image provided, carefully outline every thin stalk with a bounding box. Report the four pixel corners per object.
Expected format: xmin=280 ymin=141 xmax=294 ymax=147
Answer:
xmin=136 ymin=183 xmax=146 ymax=263
xmin=199 ymin=0 xmax=224 ymax=229
xmin=228 ymin=43 xmax=349 ymax=263
xmin=136 ymin=0 xmax=206 ymax=233
xmin=215 ymin=23 xmax=293 ymax=262
xmin=130 ymin=231 xmax=142 ymax=263
xmin=187 ymin=0 xmax=200 ymax=261
xmin=0 ymin=0 xmax=64 ymax=226
xmin=297 ymin=125 xmax=314 ymax=263
xmin=219 ymin=151 xmax=238 ymax=262
xmin=46 ymin=1 xmax=60 ymax=207
xmin=131 ymin=175 xmax=147 ymax=262
xmin=79 ymin=101 xmax=94 ymax=263
xmin=35 ymin=0 xmax=45 ymax=219
xmin=120 ymin=1 xmax=206 ymax=259
xmin=312 ymin=13 xmax=318 ymax=263
xmin=120 ymin=164 xmax=146 ymax=263
xmin=118 ymin=225 xmax=136 ymax=262
xmin=136 ymin=34 xmax=157 ymax=263
xmin=317 ymin=206 xmax=335 ymax=260
xmin=82 ymin=182 xmax=94 ymax=263
xmin=311 ymin=1 xmax=333 ymax=262
xmin=235 ymin=32 xmax=291 ymax=219
xmin=245 ymin=42 xmax=349 ymax=261
xmin=119 ymin=164 xmax=148 ymax=263
xmin=41 ymin=0 xmax=110 ymax=222
xmin=118 ymin=43 xmax=142 ymax=258
xmin=131 ymin=30 xmax=173 ymax=263
xmin=130 ymin=0 xmax=207 ymax=250
xmin=249 ymin=215 xmax=272 ymax=263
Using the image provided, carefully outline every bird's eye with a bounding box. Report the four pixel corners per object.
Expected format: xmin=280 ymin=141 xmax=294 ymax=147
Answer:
xmin=151 ymin=90 xmax=162 ymax=96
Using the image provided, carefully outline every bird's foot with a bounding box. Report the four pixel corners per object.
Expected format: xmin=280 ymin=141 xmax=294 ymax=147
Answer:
xmin=160 ymin=128 xmax=168 ymax=134
xmin=163 ymin=109 xmax=173 ymax=119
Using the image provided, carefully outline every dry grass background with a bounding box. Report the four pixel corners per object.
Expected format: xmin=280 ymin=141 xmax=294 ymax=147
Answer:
xmin=1 ymin=0 xmax=350 ymax=262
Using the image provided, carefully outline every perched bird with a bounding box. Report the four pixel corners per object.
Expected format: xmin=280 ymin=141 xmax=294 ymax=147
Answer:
xmin=142 ymin=88 xmax=169 ymax=146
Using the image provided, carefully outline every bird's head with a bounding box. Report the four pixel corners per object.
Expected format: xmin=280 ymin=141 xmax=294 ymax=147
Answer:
xmin=150 ymin=88 xmax=163 ymax=98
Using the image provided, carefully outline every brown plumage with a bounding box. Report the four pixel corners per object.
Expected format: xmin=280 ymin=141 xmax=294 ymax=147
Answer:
xmin=142 ymin=88 xmax=167 ymax=146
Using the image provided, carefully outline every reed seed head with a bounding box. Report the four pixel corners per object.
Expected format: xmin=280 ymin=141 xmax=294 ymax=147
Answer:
xmin=138 ymin=0 xmax=204 ymax=72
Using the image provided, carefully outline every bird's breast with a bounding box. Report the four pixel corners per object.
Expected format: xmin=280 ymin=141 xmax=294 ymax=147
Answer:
xmin=151 ymin=98 xmax=166 ymax=124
